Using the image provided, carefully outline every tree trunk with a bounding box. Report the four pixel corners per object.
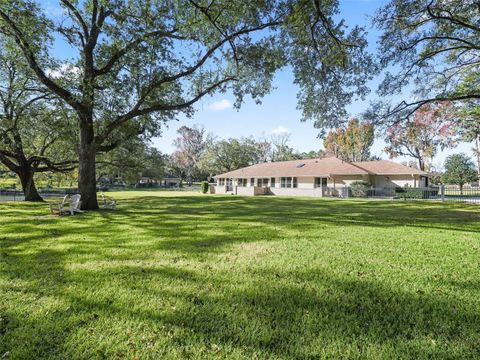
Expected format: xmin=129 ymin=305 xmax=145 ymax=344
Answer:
xmin=460 ymin=183 xmax=464 ymax=195
xmin=78 ymin=119 xmax=98 ymax=210
xmin=418 ymin=158 xmax=425 ymax=171
xmin=19 ymin=169 xmax=43 ymax=202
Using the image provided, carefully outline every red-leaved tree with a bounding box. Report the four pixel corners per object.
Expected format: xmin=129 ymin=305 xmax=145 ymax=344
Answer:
xmin=385 ymin=102 xmax=456 ymax=171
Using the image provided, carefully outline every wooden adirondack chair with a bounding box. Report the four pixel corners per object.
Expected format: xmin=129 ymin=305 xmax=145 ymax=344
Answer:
xmin=101 ymin=192 xmax=116 ymax=210
xmin=50 ymin=194 xmax=83 ymax=215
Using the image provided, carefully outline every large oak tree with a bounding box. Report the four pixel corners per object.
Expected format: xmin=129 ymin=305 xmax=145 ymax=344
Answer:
xmin=0 ymin=0 xmax=373 ymax=209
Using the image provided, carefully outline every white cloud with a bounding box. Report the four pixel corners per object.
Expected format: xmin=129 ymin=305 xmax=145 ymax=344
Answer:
xmin=271 ymin=126 xmax=290 ymax=135
xmin=46 ymin=63 xmax=81 ymax=79
xmin=207 ymin=99 xmax=233 ymax=111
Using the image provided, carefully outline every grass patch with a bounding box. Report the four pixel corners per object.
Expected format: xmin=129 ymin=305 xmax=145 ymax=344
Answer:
xmin=1 ymin=191 xmax=480 ymax=359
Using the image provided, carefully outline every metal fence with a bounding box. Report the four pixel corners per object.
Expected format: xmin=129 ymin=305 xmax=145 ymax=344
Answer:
xmin=0 ymin=188 xmax=77 ymax=202
xmin=334 ymin=185 xmax=480 ymax=204
xmin=0 ymin=184 xmax=203 ymax=202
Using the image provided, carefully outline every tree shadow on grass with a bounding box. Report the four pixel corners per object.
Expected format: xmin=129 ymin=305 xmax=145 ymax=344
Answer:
xmin=124 ymin=195 xmax=480 ymax=229
xmin=5 ymin=257 xmax=477 ymax=359
xmin=1 ymin=194 xmax=480 ymax=358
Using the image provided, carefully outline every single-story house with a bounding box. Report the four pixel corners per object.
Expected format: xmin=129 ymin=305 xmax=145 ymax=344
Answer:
xmin=211 ymin=157 xmax=429 ymax=197
xmin=162 ymin=177 xmax=182 ymax=187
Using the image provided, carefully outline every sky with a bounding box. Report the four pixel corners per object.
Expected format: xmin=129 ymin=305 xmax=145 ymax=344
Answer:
xmin=44 ymin=0 xmax=473 ymax=169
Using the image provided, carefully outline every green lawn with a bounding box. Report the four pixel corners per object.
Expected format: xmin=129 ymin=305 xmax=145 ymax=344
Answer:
xmin=1 ymin=192 xmax=480 ymax=359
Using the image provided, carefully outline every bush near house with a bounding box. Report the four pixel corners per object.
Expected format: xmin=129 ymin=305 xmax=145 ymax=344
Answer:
xmin=400 ymin=187 xmax=439 ymax=199
xmin=350 ymin=180 xmax=370 ymax=197
xmin=201 ymin=181 xmax=210 ymax=194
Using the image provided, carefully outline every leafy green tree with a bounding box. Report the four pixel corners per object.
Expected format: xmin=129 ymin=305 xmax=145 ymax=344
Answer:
xmin=297 ymin=150 xmax=324 ymax=159
xmin=323 ymin=118 xmax=374 ymax=162
xmin=372 ymin=0 xmax=480 ymax=123
xmin=199 ymin=137 xmax=264 ymax=175
xmin=0 ymin=0 xmax=373 ymax=209
xmin=442 ymin=154 xmax=478 ymax=194
xmin=0 ymin=36 xmax=76 ymax=201
xmin=456 ymin=103 xmax=480 ymax=177
xmin=97 ymin=138 xmax=166 ymax=186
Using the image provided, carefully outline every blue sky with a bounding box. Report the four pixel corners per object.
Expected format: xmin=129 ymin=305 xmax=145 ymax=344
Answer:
xmin=45 ymin=0 xmax=472 ymax=168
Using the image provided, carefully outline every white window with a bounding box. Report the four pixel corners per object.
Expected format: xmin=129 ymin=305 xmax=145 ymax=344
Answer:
xmin=281 ymin=177 xmax=297 ymax=188
xmin=237 ymin=178 xmax=247 ymax=187
xmin=257 ymin=178 xmax=269 ymax=187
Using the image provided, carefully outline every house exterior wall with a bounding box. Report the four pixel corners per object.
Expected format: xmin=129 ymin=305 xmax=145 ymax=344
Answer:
xmin=213 ymin=173 xmax=428 ymax=196
xmin=269 ymin=188 xmax=323 ymax=197
xmin=372 ymin=175 xmax=418 ymax=188
xmin=212 ymin=185 xmax=228 ymax=194
xmin=328 ymin=175 xmax=367 ymax=187
xmin=298 ymin=176 xmax=315 ymax=189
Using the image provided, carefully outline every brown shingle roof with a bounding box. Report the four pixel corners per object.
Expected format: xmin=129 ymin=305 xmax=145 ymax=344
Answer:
xmin=215 ymin=157 xmax=369 ymax=178
xmin=354 ymin=160 xmax=428 ymax=175
xmin=215 ymin=158 xmax=427 ymax=178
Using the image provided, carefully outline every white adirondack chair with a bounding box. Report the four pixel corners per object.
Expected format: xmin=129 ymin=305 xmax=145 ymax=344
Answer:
xmin=101 ymin=192 xmax=116 ymax=210
xmin=50 ymin=194 xmax=83 ymax=215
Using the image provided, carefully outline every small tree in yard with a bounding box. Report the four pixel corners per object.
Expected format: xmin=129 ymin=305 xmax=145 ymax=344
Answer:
xmin=442 ymin=154 xmax=478 ymax=194
xmin=201 ymin=181 xmax=209 ymax=194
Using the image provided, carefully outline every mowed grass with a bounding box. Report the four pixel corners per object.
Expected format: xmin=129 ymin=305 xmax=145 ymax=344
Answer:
xmin=1 ymin=191 xmax=480 ymax=359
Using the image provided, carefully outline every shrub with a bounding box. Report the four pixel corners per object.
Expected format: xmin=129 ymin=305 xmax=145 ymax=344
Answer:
xmin=400 ymin=187 xmax=439 ymax=199
xmin=350 ymin=181 xmax=370 ymax=197
xmin=201 ymin=181 xmax=209 ymax=194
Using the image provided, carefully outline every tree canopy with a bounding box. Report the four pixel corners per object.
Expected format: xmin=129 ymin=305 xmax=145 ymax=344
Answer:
xmin=371 ymin=0 xmax=480 ymax=123
xmin=384 ymin=102 xmax=455 ymax=171
xmin=0 ymin=0 xmax=373 ymax=209
xmin=369 ymin=0 xmax=480 ymax=124
xmin=323 ymin=118 xmax=374 ymax=162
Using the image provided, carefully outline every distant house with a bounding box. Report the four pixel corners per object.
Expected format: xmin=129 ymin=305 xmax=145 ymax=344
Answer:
xmin=212 ymin=157 xmax=429 ymax=197
xmin=162 ymin=177 xmax=181 ymax=187
xmin=138 ymin=177 xmax=158 ymax=185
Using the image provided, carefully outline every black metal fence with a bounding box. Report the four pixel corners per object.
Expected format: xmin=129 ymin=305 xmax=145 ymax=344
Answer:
xmin=0 ymin=184 xmax=203 ymax=202
xmin=335 ymin=185 xmax=480 ymax=204
xmin=0 ymin=188 xmax=77 ymax=202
